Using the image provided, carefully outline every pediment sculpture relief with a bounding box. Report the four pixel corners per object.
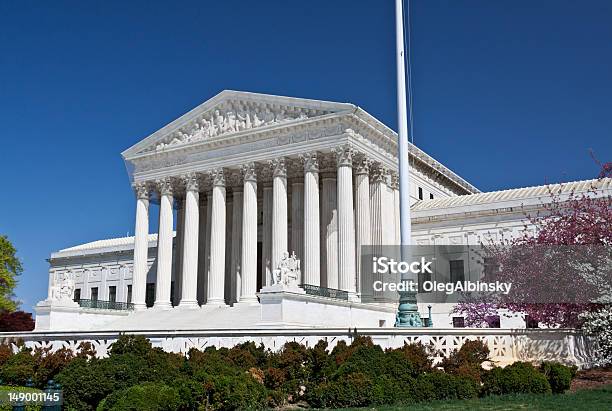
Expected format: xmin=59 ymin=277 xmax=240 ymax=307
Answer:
xmin=153 ymin=102 xmax=324 ymax=152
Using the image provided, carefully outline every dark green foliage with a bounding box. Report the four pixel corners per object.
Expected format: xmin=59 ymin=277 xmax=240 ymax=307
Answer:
xmin=1 ymin=334 xmax=578 ymax=410
xmin=417 ymin=371 xmax=480 ymax=401
xmin=98 ymin=382 xmax=185 ymax=411
xmin=109 ymin=334 xmax=153 ymax=357
xmin=307 ymin=372 xmax=374 ymax=408
xmin=0 ymin=348 xmax=35 ymax=386
xmin=482 ymin=361 xmax=552 ymax=396
xmin=200 ymin=373 xmax=268 ymax=411
xmin=540 ymin=361 xmax=577 ymax=394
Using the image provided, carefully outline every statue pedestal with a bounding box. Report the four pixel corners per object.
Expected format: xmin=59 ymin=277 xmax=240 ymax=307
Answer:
xmin=34 ymin=299 xmax=129 ymax=331
xmin=257 ymin=285 xmax=396 ymax=328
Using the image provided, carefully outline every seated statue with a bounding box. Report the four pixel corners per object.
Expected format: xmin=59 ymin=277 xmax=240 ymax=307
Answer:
xmin=273 ymin=251 xmax=301 ymax=286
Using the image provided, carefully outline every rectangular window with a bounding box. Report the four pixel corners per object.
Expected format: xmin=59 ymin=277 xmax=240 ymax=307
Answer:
xmin=429 ymin=193 xmax=434 ymax=199
xmin=525 ymin=315 xmax=539 ymax=329
xmin=108 ymin=286 xmax=117 ymax=303
xmin=146 ymin=283 xmax=155 ymax=308
xmin=450 ymin=260 xmax=465 ymax=283
xmin=73 ymin=289 xmax=81 ymax=302
xmin=486 ymin=315 xmax=501 ymax=328
xmin=127 ymin=285 xmax=133 ymax=304
xmin=452 ymin=317 xmax=465 ymax=328
xmin=91 ymin=287 xmax=99 ymax=301
xmin=418 ymin=187 xmax=423 ymax=200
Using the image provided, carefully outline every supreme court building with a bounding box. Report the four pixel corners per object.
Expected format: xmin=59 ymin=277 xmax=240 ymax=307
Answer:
xmin=34 ymin=90 xmax=611 ymax=332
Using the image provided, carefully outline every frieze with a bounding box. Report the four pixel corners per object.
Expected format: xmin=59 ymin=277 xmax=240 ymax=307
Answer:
xmin=148 ymin=101 xmax=330 ymax=152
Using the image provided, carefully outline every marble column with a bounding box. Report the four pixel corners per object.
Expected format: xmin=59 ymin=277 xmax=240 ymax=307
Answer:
xmin=132 ymin=182 xmax=150 ymax=310
xmin=179 ymin=173 xmax=200 ymax=308
xmin=291 ymin=180 xmax=304 ymax=271
xmin=321 ymin=173 xmax=338 ymax=289
xmin=262 ymin=185 xmax=273 ymax=286
xmin=335 ymin=146 xmax=356 ymax=294
xmin=271 ymin=158 xmax=288 ymax=274
xmin=240 ymin=163 xmax=258 ymax=303
xmin=370 ymin=164 xmax=390 ymax=302
xmin=354 ymin=156 xmax=371 ymax=297
xmin=302 ymin=153 xmax=320 ymax=286
xmin=207 ymin=169 xmax=227 ymax=306
xmin=173 ymin=198 xmax=185 ymax=305
xmin=154 ymin=178 xmax=174 ymax=309
xmin=196 ymin=193 xmax=208 ymax=305
xmin=230 ymin=184 xmax=243 ymax=304
xmin=391 ymin=172 xmax=401 ymax=245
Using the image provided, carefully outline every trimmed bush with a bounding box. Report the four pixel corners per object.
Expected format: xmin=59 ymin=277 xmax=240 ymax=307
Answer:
xmin=417 ymin=371 xmax=480 ymax=401
xmin=440 ymin=339 xmax=490 ymax=383
xmin=540 ymin=361 xmax=577 ymax=394
xmin=98 ymin=382 xmax=184 ymax=411
xmin=482 ymin=362 xmax=552 ymax=396
xmin=307 ymin=372 xmax=373 ymax=409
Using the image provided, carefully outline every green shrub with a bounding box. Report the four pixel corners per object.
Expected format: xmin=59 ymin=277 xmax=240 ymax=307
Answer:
xmin=98 ymin=382 xmax=184 ymax=411
xmin=540 ymin=361 xmax=577 ymax=394
xmin=306 ymin=372 xmax=373 ymax=408
xmin=0 ymin=349 xmax=36 ymax=386
xmin=440 ymin=339 xmax=490 ymax=383
xmin=482 ymin=361 xmax=552 ymax=396
xmin=388 ymin=342 xmax=435 ymax=374
xmin=416 ymin=371 xmax=479 ymax=401
xmin=201 ymin=372 xmax=268 ymax=411
xmin=109 ymin=335 xmax=153 ymax=357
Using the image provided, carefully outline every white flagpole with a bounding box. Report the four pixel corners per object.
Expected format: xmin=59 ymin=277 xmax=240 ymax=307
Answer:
xmin=396 ymin=0 xmax=411 ymax=247
xmin=395 ymin=0 xmax=423 ymax=327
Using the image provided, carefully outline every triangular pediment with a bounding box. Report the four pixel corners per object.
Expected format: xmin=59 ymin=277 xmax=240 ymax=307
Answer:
xmin=122 ymin=90 xmax=355 ymax=158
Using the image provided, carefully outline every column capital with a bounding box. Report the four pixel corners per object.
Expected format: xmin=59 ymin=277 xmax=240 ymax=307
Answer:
xmin=269 ymin=158 xmax=287 ymax=178
xmin=209 ymin=168 xmax=226 ymax=187
xmin=133 ymin=182 xmax=151 ymax=200
xmin=181 ymin=172 xmax=200 ymax=192
xmin=241 ymin=162 xmax=258 ymax=182
xmin=300 ymin=152 xmax=319 ymax=173
xmin=333 ymin=145 xmax=355 ymax=168
xmin=353 ymin=154 xmax=372 ymax=176
xmin=155 ymin=177 xmax=175 ymax=196
xmin=370 ymin=163 xmax=389 ymax=184
xmin=389 ymin=171 xmax=400 ymax=190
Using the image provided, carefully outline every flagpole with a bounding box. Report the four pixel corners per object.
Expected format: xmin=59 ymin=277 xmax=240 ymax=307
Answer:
xmin=395 ymin=0 xmax=423 ymax=327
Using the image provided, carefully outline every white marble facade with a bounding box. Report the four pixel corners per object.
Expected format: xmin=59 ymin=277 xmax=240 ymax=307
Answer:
xmin=39 ymin=90 xmax=612 ymax=331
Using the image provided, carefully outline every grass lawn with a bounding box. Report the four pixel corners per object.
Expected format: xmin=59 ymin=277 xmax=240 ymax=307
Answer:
xmin=345 ymin=385 xmax=612 ymax=411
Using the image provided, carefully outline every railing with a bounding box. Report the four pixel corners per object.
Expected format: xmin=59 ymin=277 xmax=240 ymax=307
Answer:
xmin=300 ymin=284 xmax=349 ymax=301
xmin=77 ymin=299 xmax=134 ymax=311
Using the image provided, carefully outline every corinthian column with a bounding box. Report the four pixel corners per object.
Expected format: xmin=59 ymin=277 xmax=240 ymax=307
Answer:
xmin=390 ymin=172 xmax=401 ymax=245
xmin=335 ymin=146 xmax=356 ymax=295
xmin=132 ymin=182 xmax=150 ymax=310
xmin=301 ymin=153 xmax=320 ymax=286
xmin=179 ymin=173 xmax=200 ymax=308
xmin=154 ymin=178 xmax=174 ymax=309
xmin=207 ymin=168 xmax=227 ymax=306
xmin=321 ymin=172 xmax=337 ymax=289
xmin=240 ymin=163 xmax=258 ymax=303
xmin=354 ymin=155 xmax=371 ymax=297
xmin=271 ymin=158 xmax=288 ymax=273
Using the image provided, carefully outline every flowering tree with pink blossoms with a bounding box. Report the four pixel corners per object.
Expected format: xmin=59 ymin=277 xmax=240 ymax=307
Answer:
xmin=453 ymin=182 xmax=612 ymax=328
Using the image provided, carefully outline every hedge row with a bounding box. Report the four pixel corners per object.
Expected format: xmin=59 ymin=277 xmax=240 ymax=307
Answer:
xmin=0 ymin=335 xmax=577 ymax=410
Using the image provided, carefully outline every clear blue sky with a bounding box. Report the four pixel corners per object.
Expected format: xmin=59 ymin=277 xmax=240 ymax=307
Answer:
xmin=1 ymin=0 xmax=610 ymax=312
